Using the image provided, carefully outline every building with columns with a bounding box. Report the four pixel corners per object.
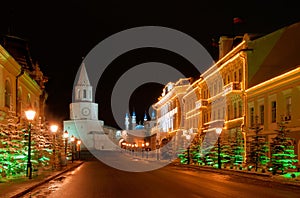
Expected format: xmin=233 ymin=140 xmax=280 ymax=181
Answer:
xmin=153 ymin=21 xmax=300 ymax=166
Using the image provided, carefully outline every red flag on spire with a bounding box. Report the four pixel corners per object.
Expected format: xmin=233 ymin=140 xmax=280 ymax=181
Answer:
xmin=233 ymin=17 xmax=243 ymax=24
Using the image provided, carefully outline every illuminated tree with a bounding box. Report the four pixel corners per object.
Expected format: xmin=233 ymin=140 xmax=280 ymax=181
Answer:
xmin=247 ymin=116 xmax=269 ymax=172
xmin=270 ymin=118 xmax=298 ymax=175
xmin=0 ymin=112 xmax=52 ymax=179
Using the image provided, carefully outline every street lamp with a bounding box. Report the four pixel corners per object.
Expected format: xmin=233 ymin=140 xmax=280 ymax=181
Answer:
xmin=216 ymin=127 xmax=222 ymax=169
xmin=145 ymin=142 xmax=149 ymax=159
xmin=71 ymin=135 xmax=75 ymax=163
xmin=25 ymin=108 xmax=36 ymax=179
xmin=50 ymin=124 xmax=58 ymax=169
xmin=142 ymin=143 xmax=145 ymax=158
xmin=63 ymin=130 xmax=69 ymax=161
xmin=77 ymin=139 xmax=81 ymax=160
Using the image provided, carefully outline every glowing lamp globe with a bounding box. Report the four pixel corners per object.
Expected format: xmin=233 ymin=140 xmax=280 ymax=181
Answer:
xmin=71 ymin=135 xmax=75 ymax=142
xmin=216 ymin=127 xmax=222 ymax=135
xmin=25 ymin=109 xmax=36 ymax=121
xmin=63 ymin=131 xmax=69 ymax=139
xmin=50 ymin=125 xmax=58 ymax=133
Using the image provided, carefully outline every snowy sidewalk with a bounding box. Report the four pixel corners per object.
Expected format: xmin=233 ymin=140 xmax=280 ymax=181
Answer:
xmin=172 ymin=163 xmax=300 ymax=187
xmin=0 ymin=161 xmax=84 ymax=198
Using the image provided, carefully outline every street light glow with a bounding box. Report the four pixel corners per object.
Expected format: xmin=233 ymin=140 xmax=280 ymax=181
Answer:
xmin=50 ymin=125 xmax=58 ymax=133
xmin=216 ymin=127 xmax=222 ymax=135
xmin=25 ymin=109 xmax=36 ymax=120
xmin=63 ymin=131 xmax=69 ymax=138
xmin=71 ymin=135 xmax=75 ymax=142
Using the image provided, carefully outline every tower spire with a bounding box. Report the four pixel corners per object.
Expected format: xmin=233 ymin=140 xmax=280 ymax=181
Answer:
xmin=77 ymin=62 xmax=91 ymax=86
xmin=75 ymin=62 xmax=92 ymax=102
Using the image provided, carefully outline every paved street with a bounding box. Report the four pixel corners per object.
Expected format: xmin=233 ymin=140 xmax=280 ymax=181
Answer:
xmin=20 ymin=152 xmax=300 ymax=198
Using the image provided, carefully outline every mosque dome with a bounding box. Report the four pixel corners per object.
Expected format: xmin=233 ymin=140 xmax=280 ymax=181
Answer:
xmin=135 ymin=125 xmax=145 ymax=130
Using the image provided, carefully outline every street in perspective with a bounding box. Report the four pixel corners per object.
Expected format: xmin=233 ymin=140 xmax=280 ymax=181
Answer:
xmin=1 ymin=2 xmax=300 ymax=198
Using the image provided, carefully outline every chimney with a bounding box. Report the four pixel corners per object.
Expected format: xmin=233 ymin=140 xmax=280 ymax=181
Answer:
xmin=219 ymin=36 xmax=233 ymax=59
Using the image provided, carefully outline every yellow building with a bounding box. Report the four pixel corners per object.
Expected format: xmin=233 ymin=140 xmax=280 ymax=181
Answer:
xmin=153 ymin=21 xmax=300 ymax=166
xmin=0 ymin=35 xmax=47 ymax=123
xmin=245 ymin=22 xmax=300 ymax=165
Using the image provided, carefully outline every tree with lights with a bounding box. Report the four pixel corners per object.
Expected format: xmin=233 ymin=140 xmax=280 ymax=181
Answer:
xmin=0 ymin=112 xmax=52 ymax=179
xmin=247 ymin=116 xmax=269 ymax=172
xmin=270 ymin=117 xmax=298 ymax=175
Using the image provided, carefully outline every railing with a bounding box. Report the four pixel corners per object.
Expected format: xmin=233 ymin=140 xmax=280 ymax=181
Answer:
xmin=195 ymin=99 xmax=208 ymax=109
xmin=223 ymin=82 xmax=241 ymax=95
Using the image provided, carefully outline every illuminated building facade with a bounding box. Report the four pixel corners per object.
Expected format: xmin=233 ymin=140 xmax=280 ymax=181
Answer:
xmin=0 ymin=35 xmax=47 ymax=122
xmin=152 ymin=78 xmax=191 ymax=152
xmin=154 ymin=22 xmax=300 ymax=165
xmin=245 ymin=22 xmax=300 ymax=164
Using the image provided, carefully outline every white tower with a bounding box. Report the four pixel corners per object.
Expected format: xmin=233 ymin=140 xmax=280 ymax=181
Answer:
xmin=131 ymin=111 xmax=136 ymax=130
xmin=69 ymin=63 xmax=98 ymax=120
xmin=125 ymin=112 xmax=130 ymax=130
xmin=151 ymin=110 xmax=156 ymax=120
xmin=64 ymin=62 xmax=114 ymax=151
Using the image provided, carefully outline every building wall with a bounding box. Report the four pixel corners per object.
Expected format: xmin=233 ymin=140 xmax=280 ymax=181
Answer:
xmin=0 ymin=45 xmax=42 ymax=121
xmin=246 ymin=67 xmax=300 ymax=164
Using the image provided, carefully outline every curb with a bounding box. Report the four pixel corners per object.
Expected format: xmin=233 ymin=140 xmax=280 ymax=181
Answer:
xmin=171 ymin=163 xmax=300 ymax=187
xmin=9 ymin=162 xmax=84 ymax=198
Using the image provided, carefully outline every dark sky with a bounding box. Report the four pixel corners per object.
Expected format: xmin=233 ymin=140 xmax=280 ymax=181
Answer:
xmin=1 ymin=1 xmax=300 ymax=129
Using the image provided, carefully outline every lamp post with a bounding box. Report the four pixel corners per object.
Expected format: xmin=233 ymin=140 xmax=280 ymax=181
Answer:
xmin=70 ymin=135 xmax=75 ymax=163
xmin=145 ymin=142 xmax=149 ymax=159
xmin=63 ymin=130 xmax=69 ymax=162
xmin=142 ymin=143 xmax=145 ymax=158
xmin=77 ymin=139 xmax=81 ymax=160
xmin=134 ymin=143 xmax=138 ymax=156
xmin=156 ymin=140 xmax=160 ymax=160
xmin=50 ymin=124 xmax=58 ymax=169
xmin=25 ymin=108 xmax=36 ymax=179
xmin=216 ymin=127 xmax=222 ymax=169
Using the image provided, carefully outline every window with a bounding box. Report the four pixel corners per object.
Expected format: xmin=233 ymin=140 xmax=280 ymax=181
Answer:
xmin=260 ymin=105 xmax=264 ymax=124
xmin=227 ymin=105 xmax=231 ymax=120
xmin=271 ymin=101 xmax=276 ymax=123
xmin=238 ymin=101 xmax=242 ymax=117
xmin=250 ymin=107 xmax=254 ymax=126
xmin=227 ymin=75 xmax=230 ymax=84
xmin=5 ymin=80 xmax=11 ymax=108
xmin=286 ymin=97 xmax=291 ymax=121
xmin=234 ymin=102 xmax=237 ymax=119
xmin=234 ymin=71 xmax=237 ymax=82
xmin=83 ymin=89 xmax=87 ymax=98
xmin=239 ymin=69 xmax=242 ymax=82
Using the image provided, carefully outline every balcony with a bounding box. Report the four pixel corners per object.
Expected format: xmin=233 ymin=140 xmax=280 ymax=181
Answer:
xmin=223 ymin=82 xmax=242 ymax=96
xmin=195 ymin=99 xmax=208 ymax=109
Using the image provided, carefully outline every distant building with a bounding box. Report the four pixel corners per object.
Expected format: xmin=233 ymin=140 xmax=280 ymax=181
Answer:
xmin=120 ymin=110 xmax=157 ymax=150
xmin=63 ymin=63 xmax=116 ymax=150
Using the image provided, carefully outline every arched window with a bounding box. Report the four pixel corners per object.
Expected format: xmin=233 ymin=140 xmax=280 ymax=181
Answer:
xmin=77 ymin=89 xmax=81 ymax=99
xmin=83 ymin=89 xmax=87 ymax=98
xmin=5 ymin=80 xmax=11 ymax=108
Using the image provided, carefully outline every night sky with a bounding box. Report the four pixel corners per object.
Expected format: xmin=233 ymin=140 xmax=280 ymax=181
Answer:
xmin=1 ymin=1 xmax=300 ymax=129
